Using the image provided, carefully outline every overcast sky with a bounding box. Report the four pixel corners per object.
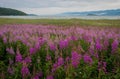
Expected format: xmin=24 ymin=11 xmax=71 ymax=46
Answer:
xmin=0 ymin=0 xmax=120 ymax=15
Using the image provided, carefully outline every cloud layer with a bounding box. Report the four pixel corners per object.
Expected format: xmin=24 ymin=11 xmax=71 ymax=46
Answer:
xmin=0 ymin=0 xmax=120 ymax=15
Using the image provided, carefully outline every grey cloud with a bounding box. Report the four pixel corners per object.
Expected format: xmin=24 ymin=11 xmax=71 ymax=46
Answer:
xmin=0 ymin=0 xmax=55 ymax=8
xmin=0 ymin=0 xmax=120 ymax=15
xmin=0 ymin=0 xmax=120 ymax=8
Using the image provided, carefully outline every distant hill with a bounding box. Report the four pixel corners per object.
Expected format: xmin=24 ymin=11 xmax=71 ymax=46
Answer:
xmin=0 ymin=7 xmax=27 ymax=16
xmin=61 ymin=9 xmax=120 ymax=16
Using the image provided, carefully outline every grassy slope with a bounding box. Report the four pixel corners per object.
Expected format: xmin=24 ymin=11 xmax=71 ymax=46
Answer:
xmin=0 ymin=18 xmax=120 ymax=27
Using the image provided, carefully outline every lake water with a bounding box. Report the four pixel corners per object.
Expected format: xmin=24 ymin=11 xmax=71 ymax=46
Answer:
xmin=0 ymin=15 xmax=120 ymax=19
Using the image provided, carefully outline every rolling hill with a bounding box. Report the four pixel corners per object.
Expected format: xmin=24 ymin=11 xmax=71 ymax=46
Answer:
xmin=0 ymin=7 xmax=27 ymax=16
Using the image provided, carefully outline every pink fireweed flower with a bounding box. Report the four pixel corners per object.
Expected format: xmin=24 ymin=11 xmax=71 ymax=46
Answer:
xmin=64 ymin=56 xmax=70 ymax=69
xmin=21 ymin=65 xmax=30 ymax=78
xmin=59 ymin=39 xmax=69 ymax=49
xmin=49 ymin=43 xmax=56 ymax=51
xmin=3 ymin=37 xmax=7 ymax=43
xmin=7 ymin=66 xmax=14 ymax=75
xmin=71 ymin=36 xmax=77 ymax=41
xmin=71 ymin=51 xmax=82 ymax=68
xmin=52 ymin=57 xmax=64 ymax=72
xmin=95 ymin=39 xmax=102 ymax=51
xmin=16 ymin=48 xmax=22 ymax=62
xmin=46 ymin=54 xmax=51 ymax=61
xmin=9 ymin=58 xmax=14 ymax=65
xmin=38 ymin=37 xmax=46 ymax=45
xmin=98 ymin=61 xmax=107 ymax=73
xmin=35 ymin=42 xmax=41 ymax=50
xmin=0 ymin=32 xmax=2 ymax=37
xmin=94 ymin=53 xmax=99 ymax=58
xmin=46 ymin=75 xmax=54 ymax=79
xmin=103 ymin=39 xmax=109 ymax=50
xmin=32 ymin=72 xmax=43 ymax=79
xmin=57 ymin=57 xmax=64 ymax=66
xmin=29 ymin=47 xmax=36 ymax=55
xmin=111 ymin=39 xmax=119 ymax=53
xmin=32 ymin=75 xmax=39 ymax=79
xmin=83 ymin=54 xmax=93 ymax=65
xmin=37 ymin=71 xmax=43 ymax=78
xmin=89 ymin=49 xmax=94 ymax=56
xmin=52 ymin=63 xmax=58 ymax=72
xmin=23 ymin=56 xmax=32 ymax=63
xmin=89 ymin=42 xmax=95 ymax=56
xmin=6 ymin=47 xmax=15 ymax=55
xmin=65 ymin=56 xmax=70 ymax=62
xmin=16 ymin=53 xmax=22 ymax=62
xmin=22 ymin=39 xmax=28 ymax=45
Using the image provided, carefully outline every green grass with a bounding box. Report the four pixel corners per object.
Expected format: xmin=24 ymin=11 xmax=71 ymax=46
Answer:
xmin=0 ymin=18 xmax=120 ymax=27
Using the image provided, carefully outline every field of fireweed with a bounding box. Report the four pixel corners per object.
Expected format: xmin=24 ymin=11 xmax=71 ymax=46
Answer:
xmin=0 ymin=24 xmax=120 ymax=79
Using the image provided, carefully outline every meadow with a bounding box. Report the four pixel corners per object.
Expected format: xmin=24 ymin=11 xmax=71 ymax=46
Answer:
xmin=0 ymin=18 xmax=120 ymax=27
xmin=0 ymin=18 xmax=120 ymax=79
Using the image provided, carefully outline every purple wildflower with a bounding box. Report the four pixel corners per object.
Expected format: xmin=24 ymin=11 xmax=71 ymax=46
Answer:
xmin=32 ymin=75 xmax=39 ymax=79
xmin=59 ymin=39 xmax=69 ymax=49
xmin=112 ymin=39 xmax=119 ymax=53
xmin=37 ymin=71 xmax=43 ymax=78
xmin=9 ymin=58 xmax=14 ymax=65
xmin=23 ymin=56 xmax=32 ymax=63
xmin=32 ymin=71 xmax=43 ymax=79
xmin=57 ymin=57 xmax=64 ymax=66
xmin=46 ymin=54 xmax=51 ymax=61
xmin=83 ymin=54 xmax=93 ymax=65
xmin=103 ymin=39 xmax=109 ymax=50
xmin=21 ymin=65 xmax=30 ymax=78
xmin=95 ymin=53 xmax=99 ymax=58
xmin=49 ymin=43 xmax=56 ymax=51
xmin=95 ymin=39 xmax=102 ymax=51
xmin=6 ymin=47 xmax=15 ymax=55
xmin=89 ymin=42 xmax=95 ymax=56
xmin=52 ymin=57 xmax=64 ymax=72
xmin=65 ymin=56 xmax=70 ymax=62
xmin=71 ymin=51 xmax=81 ymax=68
xmin=35 ymin=42 xmax=40 ymax=50
xmin=7 ymin=66 xmax=14 ymax=75
xmin=29 ymin=47 xmax=36 ymax=55
xmin=98 ymin=61 xmax=107 ymax=73
xmin=16 ymin=53 xmax=22 ymax=62
xmin=52 ymin=63 xmax=58 ymax=72
xmin=22 ymin=39 xmax=28 ymax=45
xmin=16 ymin=49 xmax=22 ymax=62
xmin=71 ymin=36 xmax=77 ymax=41
xmin=38 ymin=37 xmax=46 ymax=45
xmin=3 ymin=37 xmax=7 ymax=43
xmin=46 ymin=75 xmax=54 ymax=79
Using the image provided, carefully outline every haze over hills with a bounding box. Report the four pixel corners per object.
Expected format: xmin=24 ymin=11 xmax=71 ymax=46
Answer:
xmin=0 ymin=7 xmax=120 ymax=16
xmin=60 ymin=9 xmax=120 ymax=16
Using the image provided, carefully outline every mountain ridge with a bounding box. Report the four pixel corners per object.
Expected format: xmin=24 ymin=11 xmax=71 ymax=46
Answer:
xmin=61 ymin=9 xmax=120 ymax=16
xmin=0 ymin=7 xmax=27 ymax=16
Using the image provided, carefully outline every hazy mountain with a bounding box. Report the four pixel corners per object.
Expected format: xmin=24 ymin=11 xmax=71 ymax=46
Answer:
xmin=61 ymin=9 xmax=120 ymax=16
